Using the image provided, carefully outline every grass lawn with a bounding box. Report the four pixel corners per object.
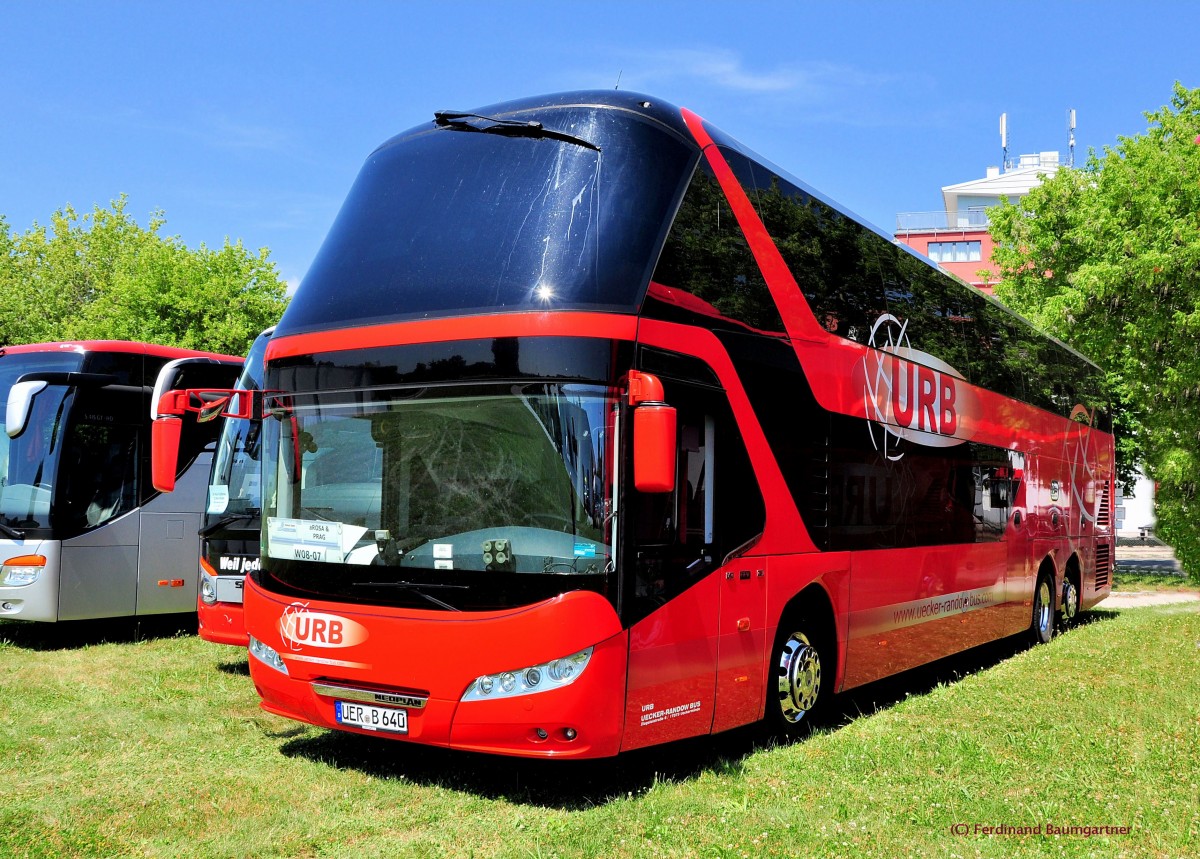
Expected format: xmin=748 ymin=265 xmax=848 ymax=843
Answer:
xmin=1113 ymin=569 xmax=1197 ymax=592
xmin=1 ymin=602 xmax=1197 ymax=859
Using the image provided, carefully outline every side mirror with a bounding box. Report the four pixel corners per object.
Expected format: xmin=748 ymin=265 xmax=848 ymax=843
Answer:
xmin=150 ymin=388 xmax=254 ymax=493
xmin=629 ymin=371 xmax=677 ymax=494
xmin=152 ymin=415 xmax=183 ymax=492
xmin=6 ymin=380 xmax=47 ymax=439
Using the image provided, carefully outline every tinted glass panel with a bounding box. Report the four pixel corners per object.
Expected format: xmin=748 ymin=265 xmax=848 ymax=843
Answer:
xmin=280 ymin=108 xmax=694 ymax=335
xmin=647 ymin=160 xmax=786 ymax=335
xmin=720 ymin=146 xmax=1110 ymax=426
xmin=57 ymin=389 xmax=141 ymax=533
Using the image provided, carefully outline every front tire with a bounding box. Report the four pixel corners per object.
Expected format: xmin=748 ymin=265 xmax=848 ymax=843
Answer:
xmin=770 ymin=616 xmax=830 ymax=738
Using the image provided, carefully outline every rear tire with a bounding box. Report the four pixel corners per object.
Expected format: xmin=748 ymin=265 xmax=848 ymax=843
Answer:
xmin=1059 ymin=578 xmax=1079 ymax=629
xmin=1030 ymin=572 xmax=1054 ymax=645
xmin=769 ymin=613 xmax=831 ymax=738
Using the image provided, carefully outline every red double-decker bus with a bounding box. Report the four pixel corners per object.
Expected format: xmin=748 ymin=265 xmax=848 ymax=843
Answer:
xmin=156 ymin=91 xmax=1114 ymax=758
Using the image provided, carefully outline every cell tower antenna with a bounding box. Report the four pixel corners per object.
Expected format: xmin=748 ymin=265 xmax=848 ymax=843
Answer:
xmin=1068 ymin=109 xmax=1077 ymax=168
xmin=1000 ymin=112 xmax=1009 ymax=171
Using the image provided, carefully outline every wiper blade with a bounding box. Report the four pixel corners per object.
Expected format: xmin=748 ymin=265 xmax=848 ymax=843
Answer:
xmin=352 ymin=580 xmax=466 ymax=612
xmin=199 ymin=511 xmax=260 ymax=537
xmin=433 ymin=110 xmax=600 ymax=152
xmin=0 ymin=521 xmax=25 ymax=540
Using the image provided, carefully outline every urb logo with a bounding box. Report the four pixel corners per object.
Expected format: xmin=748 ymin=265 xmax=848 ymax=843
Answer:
xmin=279 ymin=602 xmax=368 ymax=651
xmin=862 ymin=313 xmax=970 ymax=461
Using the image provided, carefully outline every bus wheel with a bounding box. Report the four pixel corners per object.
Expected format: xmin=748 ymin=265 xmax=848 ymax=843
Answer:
xmin=1060 ymin=578 xmax=1079 ymax=629
xmin=1030 ymin=573 xmax=1054 ymax=645
xmin=772 ymin=622 xmax=826 ymax=737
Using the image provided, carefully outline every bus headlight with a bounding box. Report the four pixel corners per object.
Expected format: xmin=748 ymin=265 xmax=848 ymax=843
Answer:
xmin=462 ymin=647 xmax=592 ymax=701
xmin=248 ymin=635 xmax=289 ymax=675
xmin=199 ymin=570 xmax=217 ymax=604
xmin=2 ymin=555 xmax=47 ymax=587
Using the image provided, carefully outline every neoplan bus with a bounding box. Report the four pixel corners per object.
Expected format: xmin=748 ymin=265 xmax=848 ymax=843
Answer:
xmin=0 ymin=341 xmax=240 ymax=622
xmin=154 ymin=91 xmax=1115 ymax=758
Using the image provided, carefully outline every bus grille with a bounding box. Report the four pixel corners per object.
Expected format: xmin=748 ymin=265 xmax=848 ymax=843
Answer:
xmin=1095 ymin=542 xmax=1112 ymax=589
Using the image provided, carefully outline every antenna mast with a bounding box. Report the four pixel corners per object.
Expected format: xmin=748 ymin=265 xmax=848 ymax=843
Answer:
xmin=1068 ymin=109 xmax=1077 ymax=167
xmin=1000 ymin=113 xmax=1008 ymax=171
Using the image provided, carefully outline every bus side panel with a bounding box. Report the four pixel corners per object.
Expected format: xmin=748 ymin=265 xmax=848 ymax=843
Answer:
xmin=136 ymin=512 xmax=202 ymax=614
xmin=135 ymin=449 xmax=211 ymax=615
xmin=58 ymin=513 xmax=140 ymax=620
xmin=842 ymin=543 xmax=1008 ymax=690
xmin=622 ymin=574 xmax=719 ymax=751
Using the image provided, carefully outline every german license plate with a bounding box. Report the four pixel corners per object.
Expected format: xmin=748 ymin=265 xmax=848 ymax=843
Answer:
xmin=335 ymin=700 xmax=408 ymax=733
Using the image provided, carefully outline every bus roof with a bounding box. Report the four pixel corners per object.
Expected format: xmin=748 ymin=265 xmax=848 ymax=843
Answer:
xmin=0 ymin=340 xmax=242 ymax=362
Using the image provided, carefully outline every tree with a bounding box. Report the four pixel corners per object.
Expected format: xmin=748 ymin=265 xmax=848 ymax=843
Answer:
xmin=989 ymin=82 xmax=1200 ymax=580
xmin=0 ymin=197 xmax=288 ymax=356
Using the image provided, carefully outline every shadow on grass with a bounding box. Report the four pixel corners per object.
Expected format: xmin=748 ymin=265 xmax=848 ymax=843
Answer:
xmin=217 ymin=657 xmax=251 ymax=677
xmin=278 ymin=608 xmax=1120 ymax=809
xmin=0 ymin=613 xmax=198 ymax=651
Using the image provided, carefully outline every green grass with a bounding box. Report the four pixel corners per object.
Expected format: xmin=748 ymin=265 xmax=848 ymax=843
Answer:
xmin=1 ymin=604 xmax=1198 ymax=858
xmin=1113 ymin=569 xmax=1196 ymax=591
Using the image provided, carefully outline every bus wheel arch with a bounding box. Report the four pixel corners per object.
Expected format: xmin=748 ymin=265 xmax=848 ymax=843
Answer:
xmin=768 ymin=585 xmax=837 ymax=738
xmin=1030 ymin=559 xmax=1056 ymax=645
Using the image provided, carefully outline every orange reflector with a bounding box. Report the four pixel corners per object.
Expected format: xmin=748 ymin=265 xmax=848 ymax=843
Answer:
xmin=171 ymin=579 xmax=185 ymax=588
xmin=157 ymin=580 xmax=169 ymax=587
xmin=3 ymin=554 xmax=47 ymax=567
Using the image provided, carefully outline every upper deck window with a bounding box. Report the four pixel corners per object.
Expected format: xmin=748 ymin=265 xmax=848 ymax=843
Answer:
xmin=279 ymin=107 xmax=695 ymax=336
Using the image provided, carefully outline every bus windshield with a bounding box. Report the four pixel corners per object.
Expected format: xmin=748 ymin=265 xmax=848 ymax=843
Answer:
xmin=205 ymin=331 xmax=271 ymax=529
xmin=0 ymin=353 xmax=81 ymax=532
xmin=261 ymin=384 xmax=617 ymax=612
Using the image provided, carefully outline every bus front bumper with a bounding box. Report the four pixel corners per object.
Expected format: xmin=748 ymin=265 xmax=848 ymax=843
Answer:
xmin=197 ymin=598 xmax=248 ymax=646
xmin=245 ymin=581 xmax=628 ymax=759
xmin=0 ymin=540 xmax=60 ymax=622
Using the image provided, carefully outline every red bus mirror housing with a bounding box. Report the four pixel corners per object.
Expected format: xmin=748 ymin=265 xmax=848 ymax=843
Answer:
xmin=150 ymin=387 xmax=253 ymax=492
xmin=152 ymin=416 xmax=183 ymax=492
xmin=629 ymin=371 xmax=677 ymax=494
xmin=633 ymin=403 xmax=677 ymax=492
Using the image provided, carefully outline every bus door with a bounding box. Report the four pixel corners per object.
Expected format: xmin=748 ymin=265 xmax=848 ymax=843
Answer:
xmin=56 ymin=385 xmax=143 ymax=619
xmin=621 ymin=372 xmax=767 ymax=750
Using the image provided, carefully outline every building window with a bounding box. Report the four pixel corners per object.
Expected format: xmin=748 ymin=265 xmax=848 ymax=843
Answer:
xmin=928 ymin=241 xmax=982 ymax=263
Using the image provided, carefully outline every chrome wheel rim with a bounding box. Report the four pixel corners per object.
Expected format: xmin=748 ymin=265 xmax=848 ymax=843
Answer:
xmin=777 ymin=631 xmax=821 ymax=724
xmin=1063 ymin=580 xmax=1079 ymax=621
xmin=1036 ymin=579 xmax=1052 ymax=637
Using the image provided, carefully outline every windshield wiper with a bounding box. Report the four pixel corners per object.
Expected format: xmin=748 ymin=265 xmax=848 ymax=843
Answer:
xmin=433 ymin=111 xmax=601 ymax=152
xmin=199 ymin=511 xmax=260 ymax=537
xmin=352 ymin=580 xmax=466 ymax=612
xmin=0 ymin=521 xmax=25 ymax=540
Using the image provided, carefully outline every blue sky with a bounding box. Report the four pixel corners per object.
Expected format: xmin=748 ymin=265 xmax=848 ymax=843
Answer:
xmin=3 ymin=1 xmax=1199 ymax=291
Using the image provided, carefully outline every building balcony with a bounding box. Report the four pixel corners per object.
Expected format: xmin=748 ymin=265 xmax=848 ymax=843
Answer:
xmin=895 ymin=210 xmax=991 ymax=233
